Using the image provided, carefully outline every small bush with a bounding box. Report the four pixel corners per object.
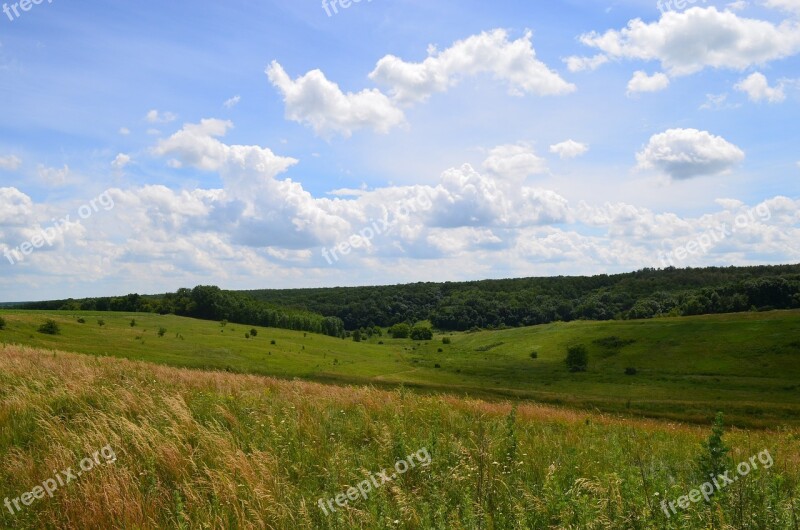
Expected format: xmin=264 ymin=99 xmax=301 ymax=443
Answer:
xmin=442 ymin=337 xmax=451 ymax=345
xmin=130 ymin=319 xmax=136 ymax=327
xmin=245 ymin=333 xmax=250 ymax=339
xmin=437 ymin=348 xmax=443 ymax=353
xmin=250 ymin=329 xmax=258 ymax=337
xmin=77 ymin=318 xmax=86 ymax=324
xmin=410 ymin=325 xmax=433 ymax=341
xmin=38 ymin=319 xmax=61 ymax=335
xmin=530 ymin=351 xmax=538 ymax=359
xmin=565 ymin=345 xmax=589 ymax=372
xmin=158 ymin=327 xmax=167 ymax=337
xmin=97 ymin=319 xmax=105 ymax=327
xmin=434 ymin=364 xmax=441 ymax=368
xmin=625 ymin=367 xmax=638 ymax=376
xmin=270 ymin=339 xmax=276 ymax=345
xmin=0 ymin=316 xmax=5 ymax=330
xmin=389 ymin=323 xmax=411 ymax=339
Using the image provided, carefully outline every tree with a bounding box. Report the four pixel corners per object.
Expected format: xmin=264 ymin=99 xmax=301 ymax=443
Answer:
xmin=698 ymin=412 xmax=731 ymax=485
xmin=565 ymin=345 xmax=588 ymax=372
xmin=250 ymin=328 xmax=258 ymax=337
xmin=38 ymin=319 xmax=61 ymax=335
xmin=410 ymin=325 xmax=433 ymax=341
xmin=352 ymin=329 xmax=362 ymax=342
xmin=389 ymin=323 xmax=411 ymax=338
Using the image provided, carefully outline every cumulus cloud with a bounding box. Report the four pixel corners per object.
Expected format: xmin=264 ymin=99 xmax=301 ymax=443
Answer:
xmin=223 ymin=95 xmax=241 ymax=109
xmin=369 ymin=29 xmax=576 ymax=104
xmin=564 ymin=54 xmax=609 ymax=73
xmin=146 ymin=110 xmax=177 ymax=124
xmin=549 ymin=140 xmax=589 ymax=159
xmin=119 ymin=127 xmax=130 ymax=135
xmin=579 ymin=7 xmax=800 ymax=76
xmin=0 ymin=155 xmax=21 ymax=171
xmin=735 ymin=72 xmax=786 ymax=102
xmin=765 ymin=0 xmax=800 ymax=13
xmin=636 ymin=128 xmax=745 ymax=179
xmin=626 ymin=71 xmax=670 ymax=95
xmin=482 ymin=144 xmax=548 ymax=180
xmin=266 ymin=61 xmax=405 ymax=138
xmin=36 ymin=164 xmax=71 ymax=186
xmin=111 ymin=153 xmax=131 ymax=170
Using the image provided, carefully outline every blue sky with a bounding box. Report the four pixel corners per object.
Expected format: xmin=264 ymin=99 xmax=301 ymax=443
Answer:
xmin=1 ymin=0 xmax=798 ymax=301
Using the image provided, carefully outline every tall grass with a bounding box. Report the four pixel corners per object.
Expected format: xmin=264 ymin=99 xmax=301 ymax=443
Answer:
xmin=0 ymin=344 xmax=798 ymax=529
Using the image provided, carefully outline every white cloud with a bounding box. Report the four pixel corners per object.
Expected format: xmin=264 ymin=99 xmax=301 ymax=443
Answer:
xmin=266 ymin=61 xmax=405 ymax=138
xmin=727 ymin=1 xmax=748 ymax=10
xmin=223 ymin=95 xmax=241 ymax=109
xmin=579 ymin=7 xmax=800 ymax=76
xmin=564 ymin=54 xmax=609 ymax=72
xmin=112 ymin=153 xmax=131 ymax=170
xmin=626 ymin=71 xmax=670 ymax=95
xmin=735 ymin=72 xmax=786 ymax=102
xmin=0 ymin=155 xmax=22 ymax=171
xmin=482 ymin=144 xmax=548 ymax=180
xmin=549 ymin=140 xmax=589 ymax=159
xmin=369 ymin=29 xmax=576 ymax=104
xmin=699 ymin=92 xmax=740 ymax=110
xmin=119 ymin=127 xmax=130 ymax=136
xmin=146 ymin=110 xmax=177 ymax=124
xmin=36 ymin=164 xmax=71 ymax=186
xmin=764 ymin=0 xmax=800 ymax=13
xmin=636 ymin=128 xmax=745 ymax=180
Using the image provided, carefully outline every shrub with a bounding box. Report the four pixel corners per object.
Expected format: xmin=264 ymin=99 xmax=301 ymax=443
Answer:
xmin=220 ymin=320 xmax=228 ymax=327
xmin=250 ymin=329 xmax=258 ymax=337
xmin=410 ymin=325 xmax=433 ymax=341
xmin=442 ymin=337 xmax=451 ymax=345
xmin=530 ymin=351 xmax=538 ymax=359
xmin=38 ymin=319 xmax=61 ymax=335
xmin=130 ymin=319 xmax=137 ymax=327
xmin=698 ymin=412 xmax=731 ymax=485
xmin=389 ymin=323 xmax=411 ymax=339
xmin=97 ymin=319 xmax=105 ymax=327
xmin=434 ymin=364 xmax=441 ymax=368
xmin=565 ymin=345 xmax=589 ymax=372
xmin=245 ymin=333 xmax=250 ymax=339
xmin=77 ymin=318 xmax=86 ymax=324
xmin=158 ymin=327 xmax=167 ymax=337
xmin=353 ymin=330 xmax=362 ymax=342
xmin=437 ymin=348 xmax=443 ymax=353
xmin=625 ymin=367 xmax=638 ymax=376
xmin=0 ymin=316 xmax=5 ymax=330
xmin=270 ymin=339 xmax=276 ymax=345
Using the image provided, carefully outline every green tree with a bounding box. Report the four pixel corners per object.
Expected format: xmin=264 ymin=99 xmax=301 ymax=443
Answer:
xmin=565 ymin=345 xmax=588 ymax=372
xmin=389 ymin=323 xmax=411 ymax=339
xmin=38 ymin=319 xmax=61 ymax=335
xmin=353 ymin=329 xmax=362 ymax=342
xmin=698 ymin=412 xmax=731 ymax=485
xmin=410 ymin=325 xmax=433 ymax=341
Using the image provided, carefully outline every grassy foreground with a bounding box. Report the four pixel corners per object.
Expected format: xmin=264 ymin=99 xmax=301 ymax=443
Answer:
xmin=1 ymin=310 xmax=800 ymax=427
xmin=0 ymin=345 xmax=798 ymax=529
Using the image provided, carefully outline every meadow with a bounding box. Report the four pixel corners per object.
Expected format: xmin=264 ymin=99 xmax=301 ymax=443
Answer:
xmin=0 ymin=344 xmax=798 ymax=529
xmin=1 ymin=309 xmax=799 ymax=427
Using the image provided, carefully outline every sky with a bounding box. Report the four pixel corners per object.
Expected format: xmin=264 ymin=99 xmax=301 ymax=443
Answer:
xmin=0 ymin=0 xmax=798 ymax=301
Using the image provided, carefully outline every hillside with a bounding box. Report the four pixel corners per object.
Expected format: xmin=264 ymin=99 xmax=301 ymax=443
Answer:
xmin=1 ymin=345 xmax=798 ymax=529
xmin=2 ymin=309 xmax=799 ymax=427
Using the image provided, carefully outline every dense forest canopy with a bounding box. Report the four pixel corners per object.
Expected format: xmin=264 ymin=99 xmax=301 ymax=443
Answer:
xmin=16 ymin=265 xmax=800 ymax=333
xmin=243 ymin=265 xmax=800 ymax=330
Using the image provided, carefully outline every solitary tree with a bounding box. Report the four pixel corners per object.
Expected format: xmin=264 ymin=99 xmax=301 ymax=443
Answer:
xmin=565 ymin=345 xmax=589 ymax=372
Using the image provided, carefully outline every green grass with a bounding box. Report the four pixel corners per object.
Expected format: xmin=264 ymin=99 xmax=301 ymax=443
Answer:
xmin=1 ymin=345 xmax=798 ymax=529
xmin=1 ymin=309 xmax=799 ymax=427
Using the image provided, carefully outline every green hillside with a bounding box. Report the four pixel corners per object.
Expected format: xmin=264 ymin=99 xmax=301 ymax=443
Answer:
xmin=1 ymin=309 xmax=798 ymax=427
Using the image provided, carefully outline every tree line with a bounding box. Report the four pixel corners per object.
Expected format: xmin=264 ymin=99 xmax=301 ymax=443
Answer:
xmin=19 ymin=286 xmax=346 ymax=338
xmin=243 ymin=265 xmax=800 ymax=331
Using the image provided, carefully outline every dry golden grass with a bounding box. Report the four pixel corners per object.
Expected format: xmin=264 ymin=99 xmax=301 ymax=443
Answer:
xmin=1 ymin=344 xmax=798 ymax=529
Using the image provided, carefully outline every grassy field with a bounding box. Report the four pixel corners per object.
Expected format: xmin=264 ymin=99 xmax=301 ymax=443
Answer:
xmin=1 ymin=309 xmax=799 ymax=427
xmin=0 ymin=345 xmax=798 ymax=529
